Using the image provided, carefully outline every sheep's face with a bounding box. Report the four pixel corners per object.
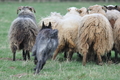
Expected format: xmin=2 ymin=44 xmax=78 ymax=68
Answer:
xmin=17 ymin=6 xmax=36 ymax=14
xmin=88 ymin=5 xmax=106 ymax=15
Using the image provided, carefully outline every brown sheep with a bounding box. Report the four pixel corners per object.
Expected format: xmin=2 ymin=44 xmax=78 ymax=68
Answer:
xmin=77 ymin=5 xmax=114 ymax=66
xmin=8 ymin=6 xmax=38 ymax=61
xmin=113 ymin=18 xmax=120 ymax=62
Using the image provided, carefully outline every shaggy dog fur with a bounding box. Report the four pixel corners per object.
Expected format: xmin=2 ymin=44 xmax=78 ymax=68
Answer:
xmin=32 ymin=22 xmax=58 ymax=74
xmin=8 ymin=6 xmax=38 ymax=61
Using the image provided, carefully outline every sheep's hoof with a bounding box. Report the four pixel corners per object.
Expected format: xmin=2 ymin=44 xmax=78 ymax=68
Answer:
xmin=98 ymin=62 xmax=103 ymax=66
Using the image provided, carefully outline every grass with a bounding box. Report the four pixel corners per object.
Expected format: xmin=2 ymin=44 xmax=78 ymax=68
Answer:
xmin=0 ymin=1 xmax=120 ymax=80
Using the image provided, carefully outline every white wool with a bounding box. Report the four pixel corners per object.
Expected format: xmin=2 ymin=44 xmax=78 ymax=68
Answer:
xmin=105 ymin=10 xmax=120 ymax=20
xmin=64 ymin=7 xmax=81 ymax=18
xmin=39 ymin=12 xmax=63 ymax=29
xmin=107 ymin=5 xmax=115 ymax=7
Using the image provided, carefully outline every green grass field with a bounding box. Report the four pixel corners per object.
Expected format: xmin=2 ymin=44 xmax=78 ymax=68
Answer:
xmin=0 ymin=1 xmax=120 ymax=80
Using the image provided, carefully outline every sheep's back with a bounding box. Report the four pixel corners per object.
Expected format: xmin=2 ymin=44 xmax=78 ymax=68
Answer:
xmin=77 ymin=14 xmax=113 ymax=55
xmin=9 ymin=17 xmax=38 ymax=52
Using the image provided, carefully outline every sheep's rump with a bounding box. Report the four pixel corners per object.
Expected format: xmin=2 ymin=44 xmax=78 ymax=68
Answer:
xmin=9 ymin=18 xmax=38 ymax=53
xmin=77 ymin=14 xmax=113 ymax=55
xmin=113 ymin=18 xmax=120 ymax=53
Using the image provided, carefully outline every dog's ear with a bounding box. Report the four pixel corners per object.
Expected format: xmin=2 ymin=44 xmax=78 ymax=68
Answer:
xmin=48 ymin=22 xmax=52 ymax=28
xmin=41 ymin=21 xmax=45 ymax=29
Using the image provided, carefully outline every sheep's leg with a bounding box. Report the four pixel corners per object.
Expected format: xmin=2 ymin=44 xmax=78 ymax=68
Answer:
xmin=64 ymin=52 xmax=67 ymax=58
xmin=67 ymin=49 xmax=73 ymax=61
xmin=52 ymin=45 xmax=64 ymax=60
xmin=13 ymin=52 xmax=16 ymax=61
xmin=114 ymin=48 xmax=119 ymax=63
xmin=97 ymin=53 xmax=103 ymax=66
xmin=82 ymin=52 xmax=87 ymax=66
xmin=26 ymin=50 xmax=30 ymax=60
xmin=107 ymin=51 xmax=111 ymax=61
xmin=22 ymin=50 xmax=26 ymax=61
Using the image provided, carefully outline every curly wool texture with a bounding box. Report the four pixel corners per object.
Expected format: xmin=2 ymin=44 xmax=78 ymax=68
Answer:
xmin=77 ymin=14 xmax=114 ymax=56
xmin=113 ymin=18 xmax=120 ymax=53
xmin=8 ymin=10 xmax=38 ymax=53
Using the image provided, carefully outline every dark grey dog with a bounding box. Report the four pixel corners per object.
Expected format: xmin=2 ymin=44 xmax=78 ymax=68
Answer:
xmin=32 ymin=22 xmax=58 ymax=74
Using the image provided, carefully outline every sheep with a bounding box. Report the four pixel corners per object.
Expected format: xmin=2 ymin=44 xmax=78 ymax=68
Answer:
xmin=39 ymin=12 xmax=63 ymax=30
xmin=104 ymin=5 xmax=120 ymax=62
xmin=38 ymin=12 xmax=68 ymax=59
xmin=8 ymin=6 xmax=38 ymax=61
xmin=77 ymin=5 xmax=114 ymax=66
xmin=112 ymin=18 xmax=120 ymax=62
xmin=32 ymin=22 xmax=58 ymax=74
xmin=52 ymin=7 xmax=82 ymax=61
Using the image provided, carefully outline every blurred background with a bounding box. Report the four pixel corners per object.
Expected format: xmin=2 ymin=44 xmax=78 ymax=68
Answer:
xmin=0 ymin=0 xmax=119 ymax=3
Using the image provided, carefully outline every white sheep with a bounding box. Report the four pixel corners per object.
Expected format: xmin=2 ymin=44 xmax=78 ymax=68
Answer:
xmin=52 ymin=7 xmax=82 ymax=61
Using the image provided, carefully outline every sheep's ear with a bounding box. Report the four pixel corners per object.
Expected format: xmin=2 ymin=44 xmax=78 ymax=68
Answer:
xmin=29 ymin=6 xmax=36 ymax=13
xmin=103 ymin=5 xmax=107 ymax=9
xmin=67 ymin=8 xmax=71 ymax=12
xmin=77 ymin=9 xmax=82 ymax=13
xmin=88 ymin=6 xmax=93 ymax=11
xmin=115 ymin=5 xmax=118 ymax=8
xmin=17 ymin=6 xmax=23 ymax=14
xmin=102 ymin=6 xmax=107 ymax=12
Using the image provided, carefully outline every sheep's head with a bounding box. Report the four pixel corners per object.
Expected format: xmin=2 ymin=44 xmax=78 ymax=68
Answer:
xmin=77 ymin=7 xmax=88 ymax=17
xmin=88 ymin=4 xmax=107 ymax=15
xmin=50 ymin=12 xmax=63 ymax=18
xmin=17 ymin=6 xmax=36 ymax=14
xmin=67 ymin=7 xmax=79 ymax=12
xmin=104 ymin=5 xmax=120 ymax=11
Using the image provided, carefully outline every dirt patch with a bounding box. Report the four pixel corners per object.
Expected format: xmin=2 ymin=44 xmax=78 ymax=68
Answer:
xmin=0 ymin=58 xmax=22 ymax=61
xmin=10 ymin=73 xmax=27 ymax=78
